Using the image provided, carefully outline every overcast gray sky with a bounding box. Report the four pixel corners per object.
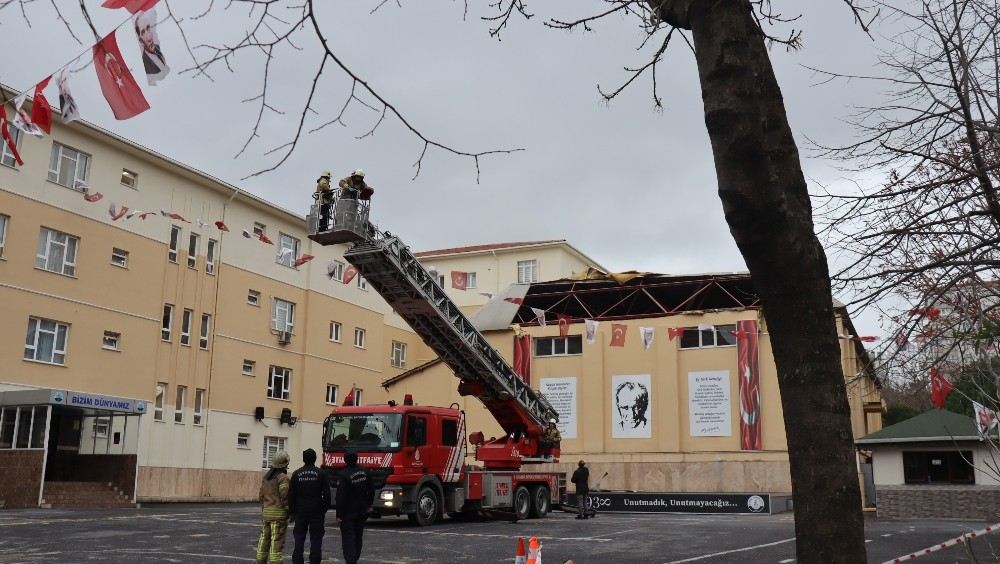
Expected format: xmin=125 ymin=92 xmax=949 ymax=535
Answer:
xmin=0 ymin=1 xmax=889 ymax=334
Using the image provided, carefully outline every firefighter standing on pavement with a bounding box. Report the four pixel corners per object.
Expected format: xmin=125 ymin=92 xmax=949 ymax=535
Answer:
xmin=289 ymin=448 xmax=331 ymax=564
xmin=256 ymin=451 xmax=291 ymax=564
xmin=336 ymin=451 xmax=374 ymax=564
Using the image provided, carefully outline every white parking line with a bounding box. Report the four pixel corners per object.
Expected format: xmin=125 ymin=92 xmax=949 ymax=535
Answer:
xmin=664 ymin=537 xmax=796 ymax=563
xmin=779 ymin=559 xmax=795 ymax=563
xmin=882 ymin=534 xmax=893 ymax=537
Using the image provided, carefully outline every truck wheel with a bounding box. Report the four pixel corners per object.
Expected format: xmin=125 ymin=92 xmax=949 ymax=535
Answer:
xmin=408 ymin=486 xmax=439 ymax=526
xmin=530 ymin=486 xmax=550 ymax=518
xmin=513 ymin=486 xmax=531 ymax=520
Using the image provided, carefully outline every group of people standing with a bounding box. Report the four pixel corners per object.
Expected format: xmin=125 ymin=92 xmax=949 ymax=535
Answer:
xmin=256 ymin=449 xmax=374 ymax=564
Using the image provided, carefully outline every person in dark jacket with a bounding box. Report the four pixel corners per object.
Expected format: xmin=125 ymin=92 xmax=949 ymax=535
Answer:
xmin=336 ymin=451 xmax=374 ymax=564
xmin=288 ymin=448 xmax=331 ymax=564
xmin=571 ymin=459 xmax=590 ymax=519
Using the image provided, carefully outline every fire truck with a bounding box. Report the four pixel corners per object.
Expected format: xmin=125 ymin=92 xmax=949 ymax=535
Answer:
xmin=307 ymin=191 xmax=563 ymax=526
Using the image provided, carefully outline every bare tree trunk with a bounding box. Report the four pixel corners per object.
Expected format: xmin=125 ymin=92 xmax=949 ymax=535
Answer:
xmin=655 ymin=1 xmax=866 ymax=562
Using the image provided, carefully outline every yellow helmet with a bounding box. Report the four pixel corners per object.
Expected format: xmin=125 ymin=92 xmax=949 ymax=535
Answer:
xmin=271 ymin=450 xmax=290 ymax=469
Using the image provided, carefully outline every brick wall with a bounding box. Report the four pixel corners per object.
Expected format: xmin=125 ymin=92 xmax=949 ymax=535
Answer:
xmin=876 ymin=485 xmax=1000 ymax=519
xmin=46 ymin=454 xmax=138 ymax=498
xmin=0 ymin=450 xmax=44 ymax=508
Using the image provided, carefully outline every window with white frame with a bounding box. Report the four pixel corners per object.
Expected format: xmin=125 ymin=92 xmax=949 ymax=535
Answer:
xmin=467 ymin=272 xmax=478 ymax=289
xmin=0 ymin=406 xmax=49 ymax=449
xmin=200 ymin=314 xmax=211 ymax=349
xmin=206 ymin=239 xmax=217 ymax=274
xmin=242 ymin=359 xmax=256 ymax=376
xmin=47 ymin=142 xmax=90 ymax=190
xmin=193 ymin=388 xmax=205 ymax=425
xmin=325 ymin=384 xmax=338 ymax=405
xmin=237 ymin=432 xmax=251 ymax=449
xmin=354 ymin=327 xmax=366 ymax=348
xmin=358 ymin=276 xmax=368 ymax=291
xmin=678 ymin=324 xmax=737 ymax=350
xmin=0 ymin=126 xmax=20 ymax=168
xmin=102 ymin=331 xmax=120 ymax=351
xmin=262 ymin=436 xmax=287 ymax=468
xmin=35 ymin=227 xmax=78 ymax=276
xmin=354 ymin=389 xmax=364 ymax=405
xmin=187 ymin=233 xmax=199 ymax=269
xmin=437 ymin=274 xmax=445 ymax=287
xmin=272 ymin=299 xmax=295 ymax=332
xmin=517 ymin=260 xmax=538 ymax=284
xmin=161 ymin=304 xmax=174 ymax=341
xmin=92 ymin=417 xmax=109 ymax=438
xmin=267 ymin=366 xmax=291 ymax=400
xmin=174 ymin=385 xmax=186 ymax=423
xmin=534 ymin=335 xmax=583 ymax=357
xmin=0 ymin=214 xmax=8 ymax=258
xmin=120 ymin=168 xmax=138 ymax=188
xmin=247 ymin=289 xmax=260 ymax=306
xmin=111 ymin=247 xmax=129 ymax=268
xmin=330 ymin=321 xmax=342 ymax=342
xmin=154 ymin=382 xmax=166 ymax=421
xmin=168 ymin=226 xmax=181 ymax=262
xmin=391 ymin=341 xmax=407 ymax=369
xmin=24 ymin=317 xmax=68 ymax=365
xmin=180 ymin=309 xmax=193 ymax=346
xmin=277 ymin=233 xmax=299 ymax=268
xmin=329 ymin=260 xmax=344 ymax=282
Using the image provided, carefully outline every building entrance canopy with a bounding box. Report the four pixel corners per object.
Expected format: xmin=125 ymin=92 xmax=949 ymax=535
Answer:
xmin=0 ymin=388 xmax=147 ymax=416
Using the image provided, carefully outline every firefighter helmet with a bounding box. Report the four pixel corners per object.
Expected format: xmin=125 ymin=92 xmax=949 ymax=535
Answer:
xmin=352 ymin=169 xmax=365 ymax=178
xmin=271 ymin=451 xmax=290 ymax=469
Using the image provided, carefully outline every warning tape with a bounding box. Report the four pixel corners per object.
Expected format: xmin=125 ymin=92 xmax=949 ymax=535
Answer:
xmin=882 ymin=523 xmax=1000 ymax=563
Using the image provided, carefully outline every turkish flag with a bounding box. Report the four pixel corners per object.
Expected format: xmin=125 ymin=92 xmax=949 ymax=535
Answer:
xmin=101 ymin=0 xmax=159 ymax=13
xmin=293 ymin=254 xmax=315 ymax=268
xmin=0 ymin=108 xmax=23 ymax=166
xmin=214 ymin=220 xmax=230 ymax=232
xmin=83 ymin=192 xmax=104 ymax=202
xmin=512 ymin=334 xmax=531 ymax=385
xmin=556 ymin=314 xmax=571 ymax=338
xmin=343 ymin=265 xmax=359 ymax=285
xmin=610 ymin=323 xmax=627 ymax=347
xmin=109 ymin=203 xmax=128 ymax=221
xmin=451 ymin=271 xmax=468 ymax=290
xmin=930 ymin=369 xmax=953 ymax=409
xmin=93 ymin=31 xmax=150 ymax=120
xmin=257 ymin=232 xmax=274 ymax=245
xmin=342 ymin=386 xmax=356 ymax=406
xmin=667 ymin=327 xmax=685 ymax=341
xmin=31 ymin=76 xmax=53 ymax=134
xmin=504 ymin=297 xmax=524 ymax=305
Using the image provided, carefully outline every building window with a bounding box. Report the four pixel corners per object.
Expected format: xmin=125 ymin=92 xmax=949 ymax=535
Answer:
xmin=326 ymin=384 xmax=338 ymax=405
xmin=102 ymin=331 xmax=120 ymax=351
xmin=272 ymin=299 xmax=295 ymax=332
xmin=330 ymin=321 xmax=342 ymax=343
xmin=242 ymin=359 xmax=256 ymax=376
xmin=679 ymin=324 xmax=737 ymax=349
xmin=237 ymin=432 xmax=251 ymax=449
xmin=358 ymin=276 xmax=368 ymax=291
xmin=206 ymin=239 xmax=217 ymax=274
xmin=154 ymin=382 xmax=166 ymax=421
xmin=161 ymin=304 xmax=174 ymax=341
xmin=903 ymin=451 xmax=974 ymax=484
xmin=253 ymin=222 xmax=266 ymax=238
xmin=0 ymin=126 xmax=20 ymax=168
xmin=35 ymin=227 xmax=78 ymax=276
xmin=47 ymin=142 xmax=90 ymax=191
xmin=180 ymin=309 xmax=193 ymax=346
xmin=92 ymin=417 xmax=110 ymax=439
xmin=354 ymin=327 xmax=366 ymax=349
xmin=193 ymin=388 xmax=205 ymax=425
xmin=354 ymin=388 xmax=364 ymax=405
xmin=438 ymin=274 xmax=445 ymax=287
xmin=517 ymin=260 xmax=538 ymax=284
xmin=200 ymin=314 xmax=211 ymax=350
xmin=467 ymin=272 xmax=477 ymax=289
xmin=0 ymin=406 xmax=49 ymax=449
xmin=111 ymin=247 xmax=129 ymax=268
xmin=168 ymin=226 xmax=181 ymax=263
xmin=267 ymin=366 xmax=291 ymax=400
xmin=277 ymin=233 xmax=299 ymax=268
xmin=0 ymin=214 xmax=8 ymax=258
xmin=174 ymin=385 xmax=186 ymax=423
xmin=262 ymin=436 xmax=287 ymax=469
xmin=329 ymin=260 xmax=344 ymax=282
xmin=120 ymin=168 xmax=138 ymax=188
xmin=187 ymin=233 xmax=199 ymax=269
xmin=534 ymin=335 xmax=583 ymax=357
xmin=247 ymin=290 xmax=261 ymax=307
xmin=391 ymin=341 xmax=407 ymax=369
xmin=24 ymin=317 xmax=68 ymax=365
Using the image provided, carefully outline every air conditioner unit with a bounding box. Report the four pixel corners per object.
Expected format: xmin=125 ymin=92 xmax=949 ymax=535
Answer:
xmin=278 ymin=330 xmax=292 ymax=344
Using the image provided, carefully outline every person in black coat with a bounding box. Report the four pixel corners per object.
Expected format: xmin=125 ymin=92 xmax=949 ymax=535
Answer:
xmin=571 ymin=459 xmax=590 ymax=519
xmin=288 ymin=448 xmax=331 ymax=564
xmin=336 ymin=451 xmax=374 ymax=564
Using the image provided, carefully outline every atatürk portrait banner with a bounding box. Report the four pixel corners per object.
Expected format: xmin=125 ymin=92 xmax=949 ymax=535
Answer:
xmin=612 ymin=374 xmax=651 ymax=438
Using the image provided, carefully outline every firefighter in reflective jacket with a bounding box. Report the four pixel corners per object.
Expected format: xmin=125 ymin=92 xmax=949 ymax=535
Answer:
xmin=256 ymin=451 xmax=291 ymax=564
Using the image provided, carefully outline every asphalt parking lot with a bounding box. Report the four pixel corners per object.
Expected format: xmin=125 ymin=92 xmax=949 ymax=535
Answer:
xmin=0 ymin=504 xmax=995 ymax=563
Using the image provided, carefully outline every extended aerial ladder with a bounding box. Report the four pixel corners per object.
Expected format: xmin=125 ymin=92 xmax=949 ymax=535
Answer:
xmin=307 ymin=194 xmax=559 ymax=469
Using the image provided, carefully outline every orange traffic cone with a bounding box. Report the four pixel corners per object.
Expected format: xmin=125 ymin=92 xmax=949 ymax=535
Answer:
xmin=515 ymin=537 xmax=527 ymax=564
xmin=527 ymin=536 xmax=541 ymax=564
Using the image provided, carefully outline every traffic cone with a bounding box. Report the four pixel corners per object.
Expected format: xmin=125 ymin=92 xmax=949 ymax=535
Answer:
xmin=527 ymin=536 xmax=540 ymax=564
xmin=515 ymin=537 xmax=527 ymax=564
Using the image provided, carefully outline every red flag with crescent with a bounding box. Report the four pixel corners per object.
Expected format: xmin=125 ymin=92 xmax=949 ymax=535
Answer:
xmin=451 ymin=271 xmax=468 ymax=290
xmin=609 ymin=324 xmax=627 ymax=347
xmin=293 ymin=254 xmax=315 ymax=268
xmin=83 ymin=191 xmax=104 ymax=202
xmin=736 ymin=319 xmax=761 ymax=450
xmin=556 ymin=314 xmax=571 ymax=338
xmin=667 ymin=327 xmax=685 ymax=341
xmin=0 ymin=108 xmax=23 ymax=166
xmin=93 ymin=31 xmax=150 ymax=120
xmin=930 ymin=369 xmax=953 ymax=409
xmin=31 ymin=75 xmax=53 ymax=134
xmin=343 ymin=265 xmax=359 ymax=285
xmin=101 ymin=0 xmax=159 ymax=13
